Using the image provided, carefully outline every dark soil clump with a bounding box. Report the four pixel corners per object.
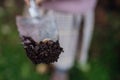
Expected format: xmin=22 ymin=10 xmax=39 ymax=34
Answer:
xmin=21 ymin=36 xmax=63 ymax=64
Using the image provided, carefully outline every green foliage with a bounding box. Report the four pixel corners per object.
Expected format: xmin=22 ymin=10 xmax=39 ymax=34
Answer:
xmin=0 ymin=0 xmax=120 ymax=80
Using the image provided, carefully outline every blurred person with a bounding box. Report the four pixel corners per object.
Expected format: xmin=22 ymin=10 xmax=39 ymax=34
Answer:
xmin=24 ymin=0 xmax=97 ymax=80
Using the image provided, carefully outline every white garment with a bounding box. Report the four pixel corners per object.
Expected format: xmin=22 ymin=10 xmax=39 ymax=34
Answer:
xmin=53 ymin=10 xmax=94 ymax=70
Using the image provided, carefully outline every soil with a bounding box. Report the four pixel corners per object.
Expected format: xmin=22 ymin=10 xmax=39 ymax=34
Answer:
xmin=20 ymin=36 xmax=64 ymax=64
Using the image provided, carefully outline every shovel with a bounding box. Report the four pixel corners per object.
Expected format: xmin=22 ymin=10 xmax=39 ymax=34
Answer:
xmin=16 ymin=0 xmax=63 ymax=64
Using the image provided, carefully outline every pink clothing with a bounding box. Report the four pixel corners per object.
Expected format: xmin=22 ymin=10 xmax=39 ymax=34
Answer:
xmin=42 ymin=0 xmax=97 ymax=13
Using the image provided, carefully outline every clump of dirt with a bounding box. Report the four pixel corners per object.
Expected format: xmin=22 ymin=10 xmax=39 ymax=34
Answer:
xmin=21 ymin=36 xmax=63 ymax=64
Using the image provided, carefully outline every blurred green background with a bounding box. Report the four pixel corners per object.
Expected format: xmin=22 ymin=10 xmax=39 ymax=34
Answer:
xmin=0 ymin=0 xmax=120 ymax=80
